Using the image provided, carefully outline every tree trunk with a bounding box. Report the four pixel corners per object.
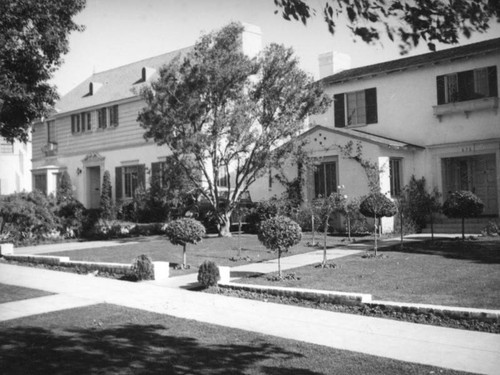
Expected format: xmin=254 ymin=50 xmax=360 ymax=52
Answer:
xmin=462 ymin=216 xmax=465 ymax=240
xmin=374 ymin=215 xmax=378 ymax=256
xmin=278 ymin=250 xmax=282 ymax=278
xmin=347 ymin=216 xmax=351 ymax=242
xmin=400 ymin=211 xmax=404 ymax=250
xmin=218 ymin=211 xmax=232 ymax=237
xmin=323 ymin=221 xmax=328 ymax=266
xmin=311 ymin=214 xmax=316 ymax=246
xmin=183 ymin=244 xmax=187 ymax=268
xmin=238 ymin=220 xmax=242 ymax=257
xmin=430 ymin=213 xmax=434 ymax=243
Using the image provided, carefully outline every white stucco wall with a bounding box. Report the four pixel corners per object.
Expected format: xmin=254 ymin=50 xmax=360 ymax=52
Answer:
xmin=0 ymin=138 xmax=32 ymax=195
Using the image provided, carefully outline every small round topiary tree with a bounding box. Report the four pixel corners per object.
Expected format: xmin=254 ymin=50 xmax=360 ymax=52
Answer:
xmin=359 ymin=192 xmax=397 ymax=256
xmin=165 ymin=218 xmax=206 ymax=269
xmin=197 ymin=260 xmax=220 ymax=288
xmin=442 ymin=190 xmax=484 ymax=240
xmin=258 ymin=215 xmax=302 ymax=278
xmin=130 ymin=254 xmax=155 ymax=281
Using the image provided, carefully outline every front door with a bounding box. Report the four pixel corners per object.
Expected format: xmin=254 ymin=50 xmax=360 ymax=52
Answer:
xmin=87 ymin=166 xmax=101 ymax=209
xmin=442 ymin=154 xmax=498 ymax=215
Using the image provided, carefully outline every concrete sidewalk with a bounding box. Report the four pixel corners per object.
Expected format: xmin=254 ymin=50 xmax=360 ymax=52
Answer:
xmin=1 ymin=263 xmax=499 ymax=375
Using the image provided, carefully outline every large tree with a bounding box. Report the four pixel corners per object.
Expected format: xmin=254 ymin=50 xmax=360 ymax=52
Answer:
xmin=274 ymin=0 xmax=499 ymax=53
xmin=0 ymin=0 xmax=86 ymax=142
xmin=138 ymin=22 xmax=330 ymax=236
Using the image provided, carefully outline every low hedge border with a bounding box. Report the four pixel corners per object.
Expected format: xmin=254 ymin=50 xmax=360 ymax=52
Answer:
xmin=216 ymin=282 xmax=500 ymax=326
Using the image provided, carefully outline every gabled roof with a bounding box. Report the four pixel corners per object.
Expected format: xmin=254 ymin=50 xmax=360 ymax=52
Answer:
xmin=301 ymin=125 xmax=424 ymax=150
xmin=54 ymin=46 xmax=193 ymax=114
xmin=321 ymin=37 xmax=500 ymax=85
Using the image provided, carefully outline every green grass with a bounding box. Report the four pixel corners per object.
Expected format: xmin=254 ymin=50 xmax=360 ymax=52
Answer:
xmin=43 ymin=233 xmax=349 ymax=276
xmin=0 ymin=283 xmax=53 ymax=304
xmin=0 ymin=303 xmax=472 ymax=375
xmin=239 ymin=237 xmax=500 ymax=309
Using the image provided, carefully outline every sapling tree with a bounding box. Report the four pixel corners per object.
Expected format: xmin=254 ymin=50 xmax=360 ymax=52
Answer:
xmin=233 ymin=203 xmax=250 ymax=258
xmin=138 ymin=22 xmax=330 ymax=237
xmin=442 ymin=190 xmax=483 ymax=240
xmin=359 ymin=192 xmax=397 ymax=256
xmin=312 ymin=192 xmax=346 ymax=267
xmin=165 ymin=218 xmax=206 ymax=269
xmin=258 ymin=215 xmax=302 ymax=278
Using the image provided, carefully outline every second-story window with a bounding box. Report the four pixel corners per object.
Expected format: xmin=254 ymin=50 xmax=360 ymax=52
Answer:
xmin=334 ymin=88 xmax=377 ymax=128
xmin=71 ymin=114 xmax=80 ymax=133
xmin=98 ymin=108 xmax=107 ymax=129
xmin=437 ymin=66 xmax=498 ymax=104
xmin=47 ymin=120 xmax=56 ymax=143
xmin=81 ymin=112 xmax=91 ymax=132
xmin=109 ymin=105 xmax=119 ymax=127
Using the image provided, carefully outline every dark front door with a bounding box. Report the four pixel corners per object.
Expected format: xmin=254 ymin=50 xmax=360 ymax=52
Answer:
xmin=442 ymin=154 xmax=498 ymax=215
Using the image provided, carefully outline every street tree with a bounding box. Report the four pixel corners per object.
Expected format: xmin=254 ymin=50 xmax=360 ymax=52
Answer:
xmin=138 ymin=22 xmax=330 ymax=237
xmin=273 ymin=0 xmax=499 ymax=53
xmin=0 ymin=0 xmax=86 ymax=142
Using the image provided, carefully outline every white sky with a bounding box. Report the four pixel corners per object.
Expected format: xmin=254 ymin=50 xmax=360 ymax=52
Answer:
xmin=51 ymin=0 xmax=500 ymax=95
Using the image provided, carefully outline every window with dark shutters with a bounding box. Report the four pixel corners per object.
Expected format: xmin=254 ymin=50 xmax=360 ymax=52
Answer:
xmin=436 ymin=66 xmax=498 ymax=104
xmin=334 ymin=88 xmax=377 ymax=127
xmin=115 ymin=167 xmax=122 ymax=200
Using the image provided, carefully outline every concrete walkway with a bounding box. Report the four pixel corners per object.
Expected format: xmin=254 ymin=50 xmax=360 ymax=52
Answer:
xmin=1 ymin=263 xmax=499 ymax=375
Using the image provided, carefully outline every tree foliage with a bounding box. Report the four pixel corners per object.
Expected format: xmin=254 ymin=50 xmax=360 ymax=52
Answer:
xmin=0 ymin=0 xmax=86 ymax=142
xmin=274 ymin=0 xmax=499 ymax=54
xmin=258 ymin=215 xmax=302 ymax=277
xmin=100 ymin=170 xmax=113 ymax=220
xmin=442 ymin=190 xmax=484 ymax=239
xmin=165 ymin=218 xmax=206 ymax=268
xmin=138 ymin=22 xmax=330 ymax=236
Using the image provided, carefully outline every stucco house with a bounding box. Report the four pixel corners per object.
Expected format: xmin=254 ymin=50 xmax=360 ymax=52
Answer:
xmin=0 ymin=137 xmax=31 ymax=195
xmin=251 ymin=37 xmax=499 ymax=232
xmin=31 ymin=25 xmax=262 ymax=208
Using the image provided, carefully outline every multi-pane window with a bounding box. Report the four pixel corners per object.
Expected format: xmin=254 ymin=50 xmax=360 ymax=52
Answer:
xmin=389 ymin=158 xmax=403 ymax=197
xmin=116 ymin=165 xmax=145 ymax=200
xmin=98 ymin=108 xmax=107 ymax=129
xmin=217 ymin=170 xmax=229 ymax=188
xmin=334 ymin=88 xmax=377 ymax=128
xmin=71 ymin=114 xmax=81 ymax=133
xmin=33 ymin=173 xmax=47 ymax=195
xmin=109 ymin=105 xmax=119 ymax=127
xmin=314 ymin=162 xmax=337 ymax=198
xmin=0 ymin=140 xmax=14 ymax=153
xmin=81 ymin=112 xmax=92 ymax=132
xmin=437 ymin=66 xmax=498 ymax=104
xmin=47 ymin=120 xmax=56 ymax=143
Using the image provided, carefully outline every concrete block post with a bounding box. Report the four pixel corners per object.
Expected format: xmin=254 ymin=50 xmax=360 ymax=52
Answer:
xmin=153 ymin=261 xmax=169 ymax=281
xmin=218 ymin=266 xmax=230 ymax=284
xmin=0 ymin=243 xmax=14 ymax=255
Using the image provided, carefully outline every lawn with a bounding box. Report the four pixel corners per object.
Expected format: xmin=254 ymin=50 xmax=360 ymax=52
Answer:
xmin=0 ymin=303 xmax=473 ymax=375
xmin=43 ymin=233 xmax=350 ymax=276
xmin=238 ymin=237 xmax=500 ymax=309
xmin=0 ymin=284 xmax=53 ymax=304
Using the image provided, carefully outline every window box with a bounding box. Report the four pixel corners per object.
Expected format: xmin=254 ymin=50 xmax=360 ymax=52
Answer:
xmin=433 ymin=96 xmax=498 ymax=121
xmin=41 ymin=142 xmax=58 ymax=156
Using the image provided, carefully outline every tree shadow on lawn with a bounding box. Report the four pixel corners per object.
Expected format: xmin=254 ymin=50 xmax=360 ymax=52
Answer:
xmin=0 ymin=324 xmax=320 ymax=375
xmin=382 ymin=239 xmax=500 ymax=264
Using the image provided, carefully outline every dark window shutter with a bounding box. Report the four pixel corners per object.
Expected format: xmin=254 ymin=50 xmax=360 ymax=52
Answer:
xmin=115 ymin=167 xmax=122 ymax=200
xmin=436 ymin=75 xmax=445 ymax=105
xmin=488 ymin=66 xmax=498 ymax=97
xmin=137 ymin=164 xmax=146 ymax=189
xmin=365 ymin=88 xmax=378 ymax=124
xmin=334 ymin=94 xmax=345 ymax=128
xmin=457 ymin=70 xmax=474 ymax=101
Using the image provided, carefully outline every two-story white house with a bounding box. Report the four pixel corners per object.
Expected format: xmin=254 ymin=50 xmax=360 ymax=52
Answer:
xmin=31 ymin=25 xmax=262 ymax=208
xmin=254 ymin=37 xmax=499 ymax=231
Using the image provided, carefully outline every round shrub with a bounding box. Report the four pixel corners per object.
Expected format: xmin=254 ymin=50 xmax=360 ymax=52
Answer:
xmin=258 ymin=215 xmax=302 ymax=252
xmin=442 ymin=190 xmax=484 ymax=219
xmin=197 ymin=260 xmax=220 ymax=288
xmin=359 ymin=192 xmax=397 ymax=219
xmin=164 ymin=218 xmax=206 ymax=246
xmin=130 ymin=254 xmax=154 ymax=281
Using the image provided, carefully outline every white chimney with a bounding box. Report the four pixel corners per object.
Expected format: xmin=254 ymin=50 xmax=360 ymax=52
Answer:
xmin=318 ymin=51 xmax=351 ymax=79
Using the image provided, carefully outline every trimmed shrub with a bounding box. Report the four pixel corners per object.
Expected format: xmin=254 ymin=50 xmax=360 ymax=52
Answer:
xmin=165 ymin=218 xmax=206 ymax=268
xmin=130 ymin=254 xmax=155 ymax=281
xmin=56 ymin=170 xmax=74 ymax=204
xmin=258 ymin=215 xmax=302 ymax=277
xmin=100 ymin=170 xmax=114 ymax=220
xmin=359 ymin=192 xmax=397 ymax=255
xmin=442 ymin=190 xmax=484 ymax=239
xmin=197 ymin=260 xmax=220 ymax=287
